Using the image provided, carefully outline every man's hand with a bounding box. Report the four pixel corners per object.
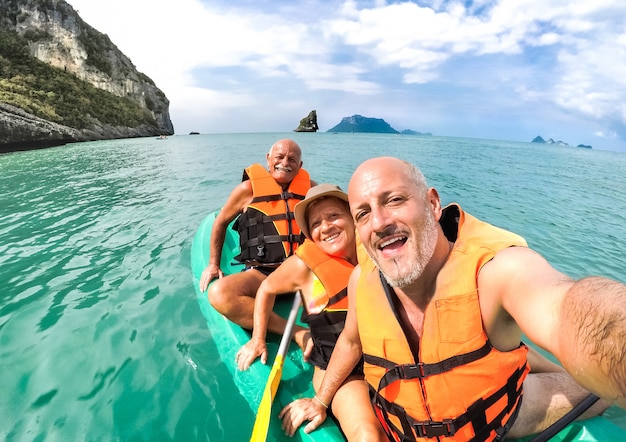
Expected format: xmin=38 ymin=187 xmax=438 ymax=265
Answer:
xmin=278 ymin=397 xmax=328 ymax=436
xmin=199 ymin=264 xmax=223 ymax=292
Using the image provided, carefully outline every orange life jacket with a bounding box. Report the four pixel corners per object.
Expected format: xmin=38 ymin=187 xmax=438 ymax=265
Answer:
xmin=296 ymin=239 xmax=353 ymax=312
xmin=296 ymin=239 xmax=354 ymax=369
xmin=235 ymin=164 xmax=310 ymax=266
xmin=356 ymin=204 xmax=530 ymax=441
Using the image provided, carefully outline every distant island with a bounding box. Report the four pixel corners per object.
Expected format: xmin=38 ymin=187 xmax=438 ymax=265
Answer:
xmin=400 ymin=129 xmax=432 ymax=136
xmin=327 ymin=114 xmax=398 ymax=133
xmin=531 ymin=136 xmax=592 ymax=149
xmin=326 ymin=114 xmax=430 ymax=135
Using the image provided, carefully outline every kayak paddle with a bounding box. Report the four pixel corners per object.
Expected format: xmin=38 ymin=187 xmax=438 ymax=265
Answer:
xmin=250 ymin=292 xmax=303 ymax=442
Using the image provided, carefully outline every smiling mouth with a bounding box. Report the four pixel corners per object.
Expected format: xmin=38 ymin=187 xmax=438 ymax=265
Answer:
xmin=377 ymin=235 xmax=407 ymax=251
xmin=324 ymin=233 xmax=339 ymax=242
xmin=275 ymin=165 xmax=292 ymax=173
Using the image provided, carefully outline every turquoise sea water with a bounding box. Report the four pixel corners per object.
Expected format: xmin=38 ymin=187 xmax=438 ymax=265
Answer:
xmin=1 ymin=133 xmax=625 ymax=441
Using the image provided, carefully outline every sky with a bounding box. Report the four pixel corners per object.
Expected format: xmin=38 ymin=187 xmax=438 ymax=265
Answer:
xmin=66 ymin=0 xmax=626 ymax=152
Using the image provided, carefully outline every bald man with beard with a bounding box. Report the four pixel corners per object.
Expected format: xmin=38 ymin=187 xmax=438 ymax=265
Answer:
xmin=280 ymin=157 xmax=620 ymax=441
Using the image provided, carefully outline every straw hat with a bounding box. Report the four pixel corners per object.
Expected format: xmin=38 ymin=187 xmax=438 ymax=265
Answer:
xmin=294 ymin=184 xmax=349 ymax=239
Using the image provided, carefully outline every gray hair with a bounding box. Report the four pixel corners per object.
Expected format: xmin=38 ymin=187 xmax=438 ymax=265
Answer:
xmin=403 ymin=160 xmax=429 ymax=196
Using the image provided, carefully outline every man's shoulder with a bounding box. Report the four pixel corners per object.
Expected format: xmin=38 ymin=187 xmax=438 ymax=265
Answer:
xmin=237 ymin=179 xmax=254 ymax=196
xmin=225 ymin=180 xmax=254 ymax=209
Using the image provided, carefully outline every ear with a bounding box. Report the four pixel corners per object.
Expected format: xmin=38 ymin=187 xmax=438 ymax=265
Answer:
xmin=427 ymin=188 xmax=443 ymax=221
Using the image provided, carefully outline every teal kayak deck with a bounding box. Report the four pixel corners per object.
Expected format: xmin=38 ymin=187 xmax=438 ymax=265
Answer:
xmin=191 ymin=210 xmax=345 ymax=441
xmin=192 ymin=210 xmax=626 ymax=441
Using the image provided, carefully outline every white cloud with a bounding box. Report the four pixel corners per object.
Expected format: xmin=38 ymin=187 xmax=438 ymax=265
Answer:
xmin=65 ymin=0 xmax=626 ymax=151
xmin=554 ymin=37 xmax=626 ymax=121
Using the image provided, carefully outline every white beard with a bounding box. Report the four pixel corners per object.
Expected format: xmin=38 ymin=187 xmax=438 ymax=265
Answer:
xmin=374 ymin=208 xmax=438 ymax=288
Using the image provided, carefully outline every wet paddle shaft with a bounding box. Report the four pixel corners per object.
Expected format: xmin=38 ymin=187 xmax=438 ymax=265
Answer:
xmin=250 ymin=293 xmax=303 ymax=442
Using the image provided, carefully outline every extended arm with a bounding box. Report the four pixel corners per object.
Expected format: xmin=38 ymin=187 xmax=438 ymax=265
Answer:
xmin=480 ymin=246 xmax=626 ymax=408
xmin=235 ymin=256 xmax=308 ymax=370
xmin=556 ymin=276 xmax=626 ymax=407
xmin=278 ymin=266 xmax=365 ymax=435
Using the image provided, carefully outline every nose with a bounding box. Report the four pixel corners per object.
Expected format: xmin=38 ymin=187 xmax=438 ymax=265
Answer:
xmin=369 ymin=205 xmax=391 ymax=232
xmin=320 ymin=218 xmax=332 ymax=232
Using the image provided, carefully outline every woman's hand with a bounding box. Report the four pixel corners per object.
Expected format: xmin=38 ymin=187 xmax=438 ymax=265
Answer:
xmin=235 ymin=338 xmax=267 ymax=370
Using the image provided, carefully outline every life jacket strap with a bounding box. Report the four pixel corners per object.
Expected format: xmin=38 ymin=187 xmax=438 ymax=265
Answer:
xmin=240 ymin=234 xmax=302 ymax=259
xmin=250 ymin=191 xmax=306 ymax=204
xmin=325 ymin=287 xmax=347 ymax=307
xmin=364 ymin=341 xmax=492 ymax=392
xmin=237 ymin=212 xmax=294 ymax=228
xmin=368 ymin=353 xmax=527 ymax=441
xmin=242 ymin=234 xmax=301 ymax=248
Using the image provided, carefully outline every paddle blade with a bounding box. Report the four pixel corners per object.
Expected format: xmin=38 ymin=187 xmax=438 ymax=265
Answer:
xmin=250 ymin=354 xmax=285 ymax=442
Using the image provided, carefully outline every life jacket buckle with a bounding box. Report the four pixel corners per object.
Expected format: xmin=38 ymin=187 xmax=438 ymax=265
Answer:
xmin=414 ymin=418 xmax=456 ymax=438
xmin=400 ymin=362 xmax=425 ymax=379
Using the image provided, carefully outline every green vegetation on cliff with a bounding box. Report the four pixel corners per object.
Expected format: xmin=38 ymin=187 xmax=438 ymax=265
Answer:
xmin=0 ymin=30 xmax=155 ymax=129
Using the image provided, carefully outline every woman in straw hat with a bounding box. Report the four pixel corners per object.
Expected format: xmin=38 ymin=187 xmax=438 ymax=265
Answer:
xmin=236 ymin=184 xmax=387 ymax=441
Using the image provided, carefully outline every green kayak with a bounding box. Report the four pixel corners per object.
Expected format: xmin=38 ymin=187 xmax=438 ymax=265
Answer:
xmin=192 ymin=210 xmax=626 ymax=441
xmin=191 ymin=210 xmax=346 ymax=441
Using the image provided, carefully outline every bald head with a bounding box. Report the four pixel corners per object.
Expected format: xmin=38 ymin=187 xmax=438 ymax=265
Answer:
xmin=268 ymin=139 xmax=302 ymax=161
xmin=348 ymin=157 xmax=428 ymax=204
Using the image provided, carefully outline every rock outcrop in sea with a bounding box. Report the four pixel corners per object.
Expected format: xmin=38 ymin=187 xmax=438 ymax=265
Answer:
xmin=294 ymin=110 xmax=319 ymax=132
xmin=0 ymin=0 xmax=174 ymax=152
xmin=531 ymin=135 xmax=592 ymax=149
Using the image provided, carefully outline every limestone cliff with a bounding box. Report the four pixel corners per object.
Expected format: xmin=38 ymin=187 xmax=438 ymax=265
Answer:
xmin=0 ymin=0 xmax=174 ymax=152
